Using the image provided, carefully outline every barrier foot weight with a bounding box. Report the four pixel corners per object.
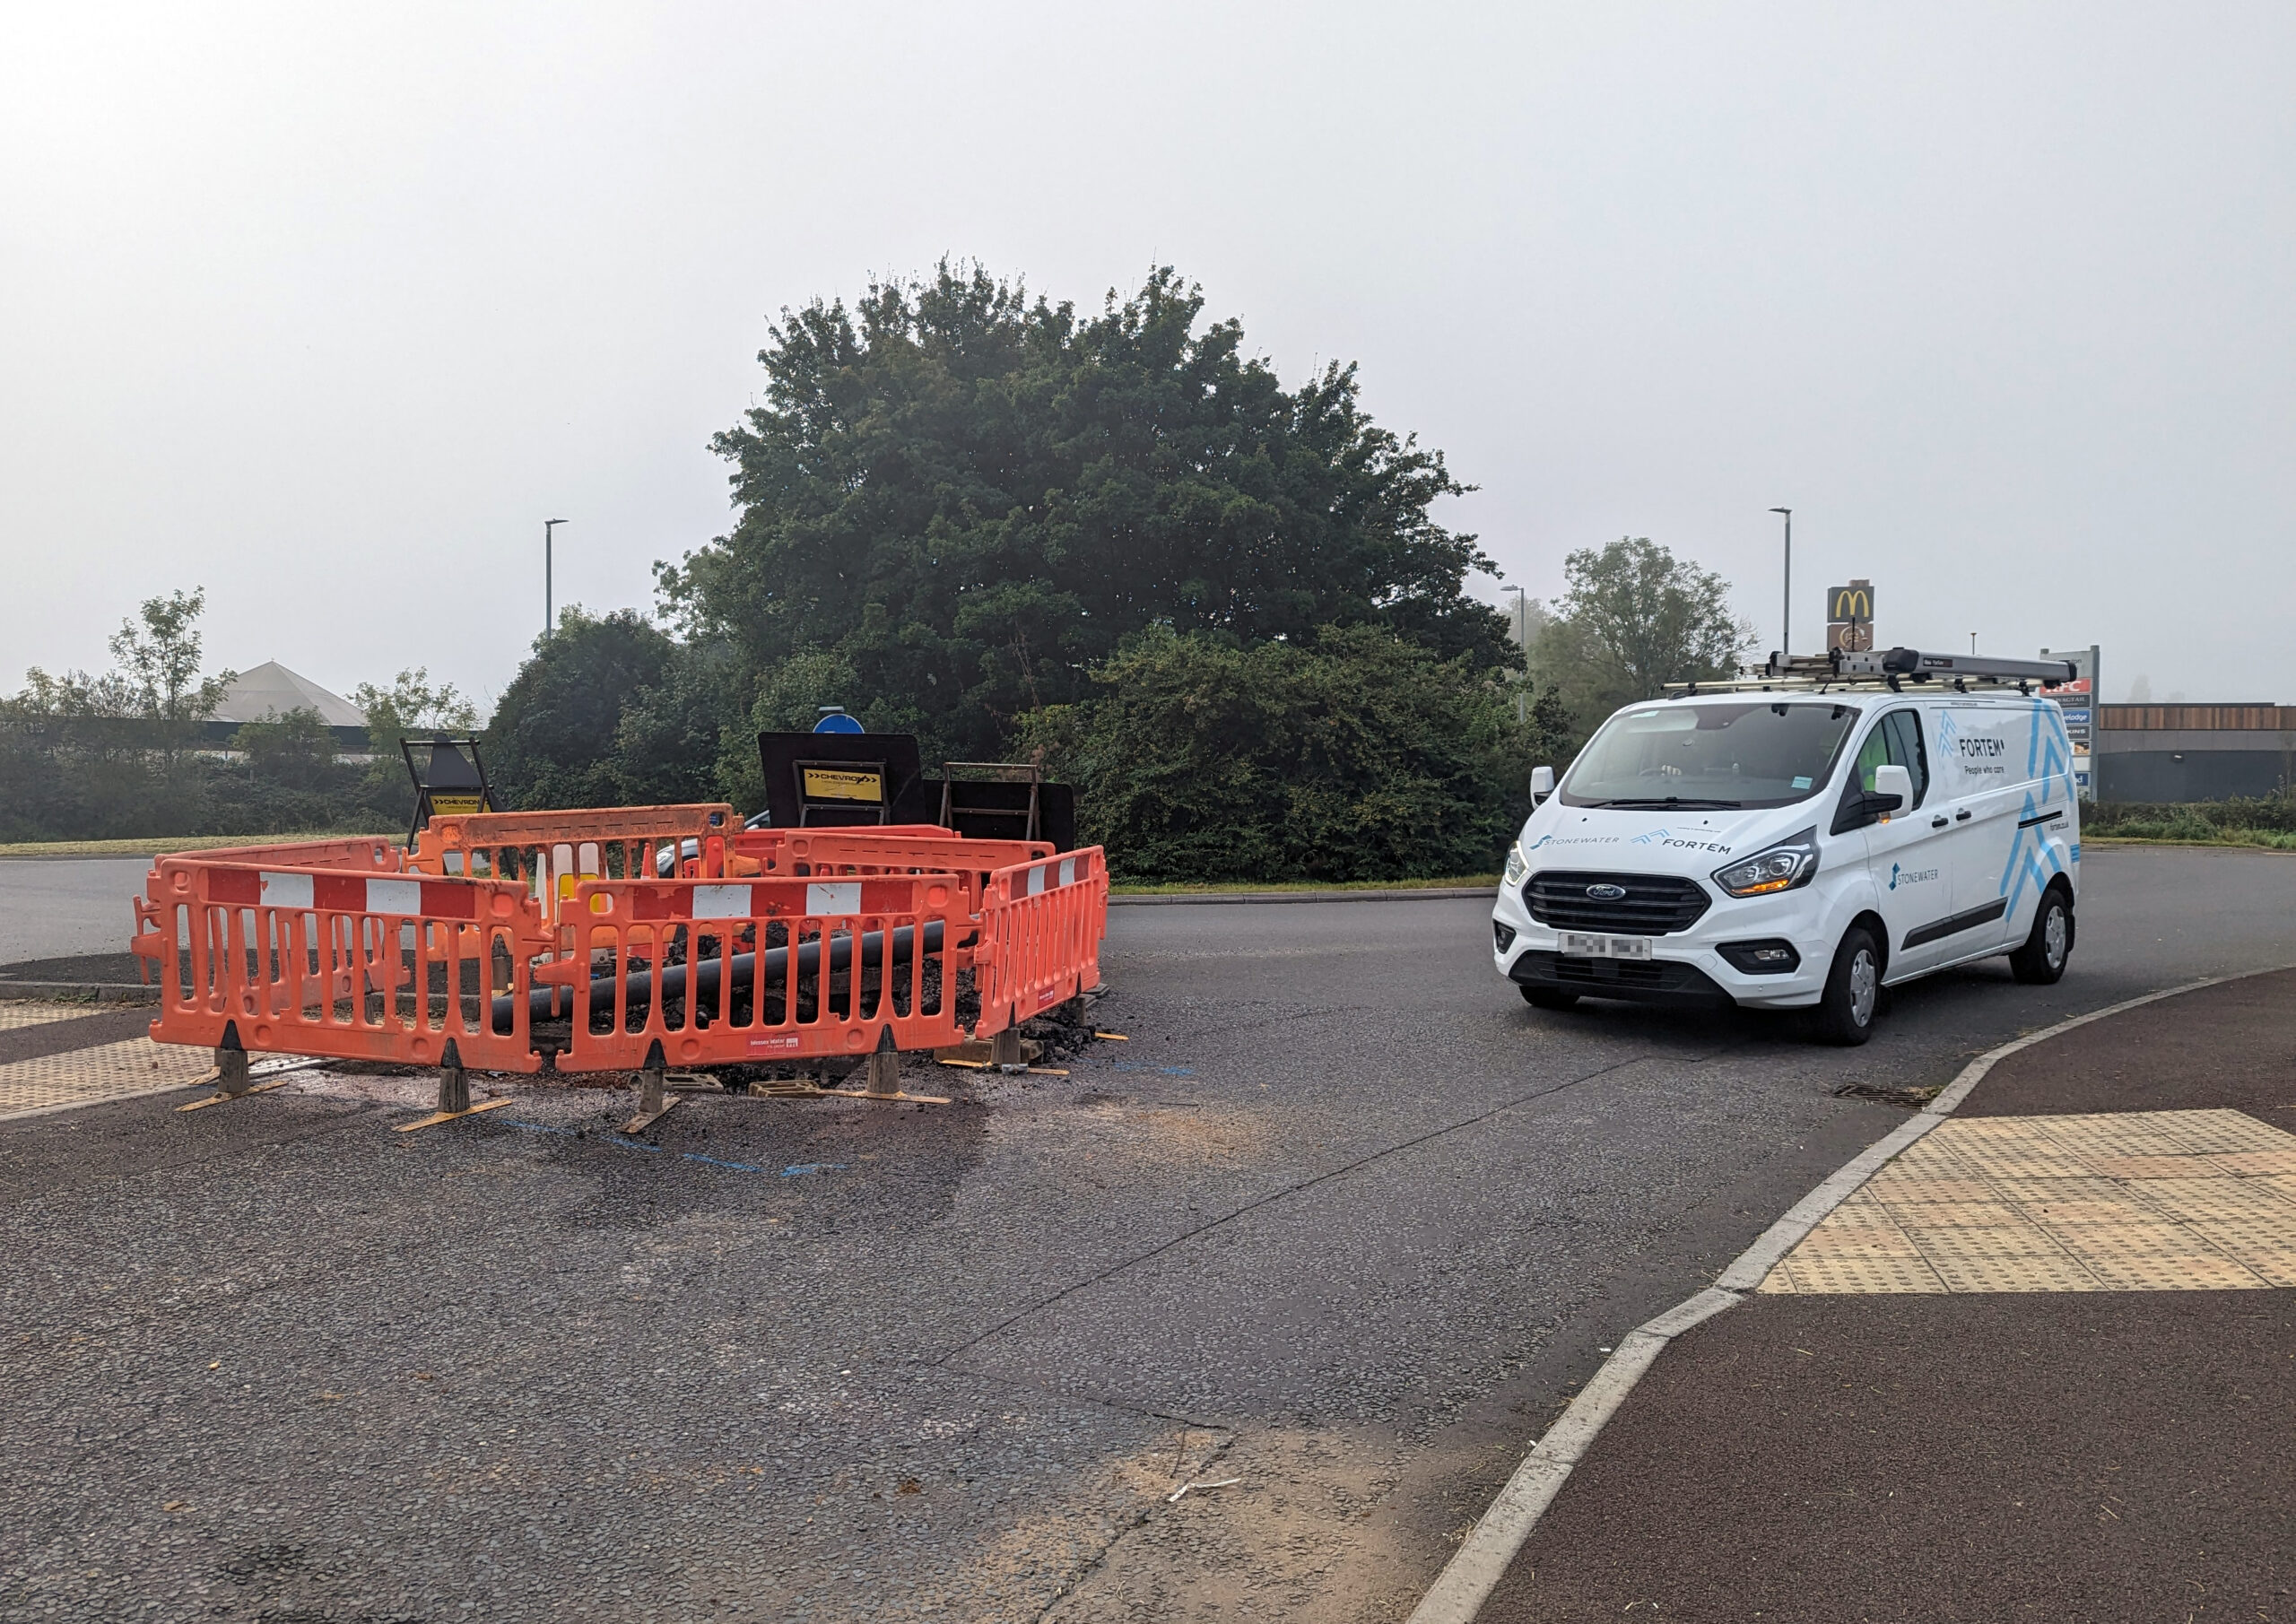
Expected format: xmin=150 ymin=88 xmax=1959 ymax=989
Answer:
xmin=437 ymin=1038 xmax=470 ymax=1114
xmin=178 ymin=1021 xmax=297 ymax=1111
xmin=622 ymin=1039 xmax=678 ymax=1134
xmin=863 ymin=1026 xmax=901 ymax=1098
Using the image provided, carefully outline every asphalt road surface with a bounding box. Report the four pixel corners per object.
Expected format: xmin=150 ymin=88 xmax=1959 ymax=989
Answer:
xmin=3 ymin=846 xmax=2294 ymax=1622
xmin=0 ymin=856 xmax=152 ymax=967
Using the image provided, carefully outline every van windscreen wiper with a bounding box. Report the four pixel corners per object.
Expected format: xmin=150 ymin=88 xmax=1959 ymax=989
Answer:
xmin=1588 ymin=797 xmax=1743 ymax=810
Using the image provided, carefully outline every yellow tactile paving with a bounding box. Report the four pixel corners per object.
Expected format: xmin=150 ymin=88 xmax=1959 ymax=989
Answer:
xmin=1775 ymin=1251 xmax=1948 ymax=1295
xmin=0 ymin=1001 xmax=109 ymax=1031
xmin=2209 ymin=1151 xmax=2296 ymax=1177
xmin=0 ymin=1038 xmax=214 ymax=1120
xmin=1758 ymin=1109 xmax=2296 ymax=1295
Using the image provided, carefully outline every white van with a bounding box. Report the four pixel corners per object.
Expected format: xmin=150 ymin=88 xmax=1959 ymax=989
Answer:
xmin=1492 ymin=662 xmax=2082 ymax=1044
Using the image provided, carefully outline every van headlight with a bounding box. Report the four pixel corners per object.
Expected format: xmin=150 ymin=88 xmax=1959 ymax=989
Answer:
xmin=1504 ymin=841 xmax=1529 ymax=887
xmin=1712 ymin=828 xmax=1820 ymax=898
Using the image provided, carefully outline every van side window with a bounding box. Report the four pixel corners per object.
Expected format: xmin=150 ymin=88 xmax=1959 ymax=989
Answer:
xmin=1882 ymin=710 xmax=1930 ymax=808
xmin=1840 ymin=709 xmax=1930 ymax=829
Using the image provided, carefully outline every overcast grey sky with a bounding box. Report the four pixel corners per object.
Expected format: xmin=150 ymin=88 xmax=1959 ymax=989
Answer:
xmin=4 ymin=2 xmax=2291 ymax=712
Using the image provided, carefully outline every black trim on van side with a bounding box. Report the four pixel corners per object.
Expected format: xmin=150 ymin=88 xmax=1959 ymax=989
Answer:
xmin=1903 ymin=897 xmax=2009 ymax=951
xmin=2017 ymin=808 xmax=2065 ymax=829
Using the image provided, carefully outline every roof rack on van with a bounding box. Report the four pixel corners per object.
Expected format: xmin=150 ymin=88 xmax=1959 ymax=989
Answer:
xmin=1663 ymin=647 xmax=2080 ymax=698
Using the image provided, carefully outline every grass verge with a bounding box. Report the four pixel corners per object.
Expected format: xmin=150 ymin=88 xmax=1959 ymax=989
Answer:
xmin=1109 ymin=874 xmax=1498 ymax=895
xmin=0 ymin=833 xmax=393 ymax=859
xmin=2083 ymin=831 xmax=2296 ymax=853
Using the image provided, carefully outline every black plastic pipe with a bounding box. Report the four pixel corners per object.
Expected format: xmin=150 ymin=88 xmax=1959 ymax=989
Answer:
xmin=496 ymin=920 xmax=948 ymax=1027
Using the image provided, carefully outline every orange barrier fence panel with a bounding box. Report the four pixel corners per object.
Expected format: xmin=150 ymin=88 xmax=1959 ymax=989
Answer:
xmin=973 ymin=848 xmax=1109 ymax=1036
xmin=140 ymin=856 xmax=553 ymax=1073
xmin=736 ymin=828 xmax=1054 ymax=879
xmin=413 ymin=803 xmax=737 ymax=888
xmin=134 ymin=822 xmax=1106 ymax=1077
xmin=178 ymin=837 xmax=410 ymax=873
xmin=553 ymin=873 xmax=974 ymax=1073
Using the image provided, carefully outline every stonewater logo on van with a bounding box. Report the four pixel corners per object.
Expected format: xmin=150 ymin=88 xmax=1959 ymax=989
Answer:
xmin=1889 ymin=863 xmax=1940 ymax=891
xmin=1523 ymin=832 xmax=1622 ymax=851
xmin=1629 ymin=827 xmax=1732 ymax=854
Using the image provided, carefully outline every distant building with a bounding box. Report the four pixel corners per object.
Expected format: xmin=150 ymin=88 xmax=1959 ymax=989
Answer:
xmin=2094 ymin=705 xmax=2296 ymax=802
xmin=204 ymin=662 xmax=370 ymax=749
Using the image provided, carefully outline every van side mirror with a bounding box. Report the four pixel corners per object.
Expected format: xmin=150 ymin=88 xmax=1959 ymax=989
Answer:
xmin=1530 ymin=765 xmax=1555 ymax=804
xmin=1869 ymin=764 xmax=1913 ymax=821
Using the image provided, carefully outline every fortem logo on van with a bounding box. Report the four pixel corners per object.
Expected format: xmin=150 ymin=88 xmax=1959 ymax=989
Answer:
xmin=1629 ymin=827 xmax=1734 ymax=853
xmin=1889 ymin=863 xmax=1941 ymax=891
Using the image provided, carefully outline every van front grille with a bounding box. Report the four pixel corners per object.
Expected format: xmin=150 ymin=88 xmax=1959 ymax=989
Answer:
xmin=1525 ymin=871 xmax=1711 ymax=934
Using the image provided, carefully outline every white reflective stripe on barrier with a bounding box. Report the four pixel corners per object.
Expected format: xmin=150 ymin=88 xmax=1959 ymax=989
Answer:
xmin=1027 ymin=864 xmax=1047 ymax=896
xmin=369 ymin=878 xmax=422 ymax=916
xmin=257 ymin=873 xmax=430 ymax=916
xmin=1058 ymin=858 xmax=1075 ymax=887
xmin=260 ymin=872 xmax=314 ymax=908
xmin=806 ymin=881 xmax=863 ymax=916
xmin=693 ymin=883 xmax=753 ymax=920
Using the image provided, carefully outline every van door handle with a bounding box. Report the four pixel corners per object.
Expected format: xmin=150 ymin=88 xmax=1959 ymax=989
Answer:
xmin=1931 ymin=816 xmax=1948 ymax=829
xmin=1955 ymin=810 xmax=1972 ymax=822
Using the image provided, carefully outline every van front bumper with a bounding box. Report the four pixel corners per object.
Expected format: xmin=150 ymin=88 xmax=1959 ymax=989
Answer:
xmin=1491 ymin=882 xmax=1836 ymax=1010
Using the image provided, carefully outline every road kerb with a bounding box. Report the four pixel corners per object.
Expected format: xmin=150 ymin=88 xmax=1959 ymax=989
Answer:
xmin=1405 ymin=1293 xmax=1737 ymax=1624
xmin=1404 ymin=961 xmax=2296 ymax=1624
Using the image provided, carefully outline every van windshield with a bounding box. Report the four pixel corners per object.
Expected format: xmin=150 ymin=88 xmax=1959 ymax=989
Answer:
xmin=1560 ymin=702 xmax=1861 ymax=810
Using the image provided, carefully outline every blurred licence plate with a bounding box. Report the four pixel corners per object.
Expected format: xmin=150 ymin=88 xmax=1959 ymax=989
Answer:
xmin=1559 ymin=933 xmax=1652 ymax=960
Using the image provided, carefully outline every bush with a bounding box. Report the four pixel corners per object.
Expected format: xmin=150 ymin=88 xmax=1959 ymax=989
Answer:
xmin=2084 ymin=796 xmax=2296 ymax=845
xmin=1018 ymin=624 xmax=1555 ymax=883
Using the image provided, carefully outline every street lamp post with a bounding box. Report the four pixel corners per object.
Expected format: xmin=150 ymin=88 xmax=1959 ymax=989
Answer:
xmin=544 ymin=518 xmax=570 ymax=640
xmin=1769 ymin=508 xmax=1792 ymax=657
xmin=1503 ymin=586 xmax=1529 ymax=721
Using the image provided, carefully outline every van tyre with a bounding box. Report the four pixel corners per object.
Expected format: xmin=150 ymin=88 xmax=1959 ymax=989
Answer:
xmin=1520 ymin=986 xmax=1579 ymax=1011
xmin=1810 ymin=925 xmax=1882 ymax=1046
xmin=2009 ymin=886 xmax=2074 ymax=985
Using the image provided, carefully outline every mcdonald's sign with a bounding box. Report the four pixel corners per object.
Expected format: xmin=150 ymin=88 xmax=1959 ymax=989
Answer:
xmin=1827 ymin=584 xmax=1874 ymax=621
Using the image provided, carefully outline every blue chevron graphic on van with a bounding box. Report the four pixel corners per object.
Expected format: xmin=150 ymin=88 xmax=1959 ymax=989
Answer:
xmin=1998 ymin=699 xmax=2075 ymax=913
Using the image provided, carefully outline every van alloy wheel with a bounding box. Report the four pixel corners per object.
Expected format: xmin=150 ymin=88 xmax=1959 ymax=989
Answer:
xmin=1848 ymin=947 xmax=1878 ymax=1027
xmin=1811 ymin=925 xmax=1882 ymax=1046
xmin=2011 ymin=889 xmax=2074 ymax=986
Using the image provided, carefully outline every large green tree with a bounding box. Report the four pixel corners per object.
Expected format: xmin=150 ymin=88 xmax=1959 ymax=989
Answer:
xmin=485 ymin=609 xmax=682 ymax=809
xmin=660 ymin=262 xmax=1515 ymax=763
xmin=1529 ymin=537 xmax=1753 ymax=734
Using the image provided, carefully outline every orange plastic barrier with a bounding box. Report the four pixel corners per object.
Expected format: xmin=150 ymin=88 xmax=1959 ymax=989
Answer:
xmin=135 ymin=812 xmax=1110 ymax=1077
xmin=974 ymin=849 xmax=1109 ymax=1035
xmin=137 ymin=849 xmax=552 ymax=1072
xmin=554 ymin=872 xmax=977 ymax=1072
xmin=735 ymin=828 xmax=1054 ymax=878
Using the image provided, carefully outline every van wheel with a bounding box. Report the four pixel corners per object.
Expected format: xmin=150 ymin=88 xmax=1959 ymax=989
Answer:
xmin=2009 ymin=887 xmax=2074 ymax=985
xmin=1809 ymin=925 xmax=1881 ymax=1046
xmin=1520 ymin=986 xmax=1579 ymax=1011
